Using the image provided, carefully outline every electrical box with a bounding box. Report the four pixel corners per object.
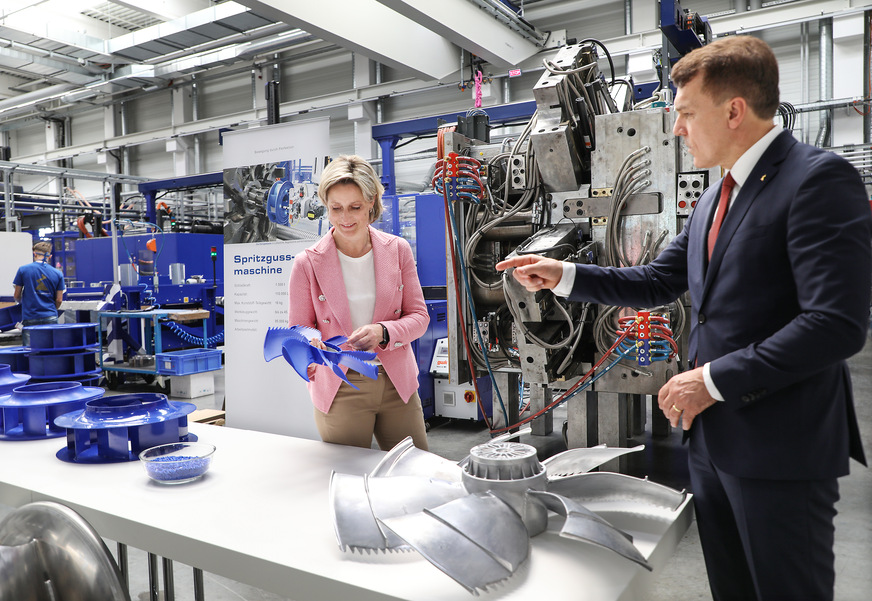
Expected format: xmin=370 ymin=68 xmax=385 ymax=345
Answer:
xmin=430 ymin=337 xmax=492 ymax=420
xmin=433 ymin=377 xmax=492 ymax=421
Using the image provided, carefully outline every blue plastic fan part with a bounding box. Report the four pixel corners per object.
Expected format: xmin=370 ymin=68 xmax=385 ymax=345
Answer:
xmin=25 ymin=324 xmax=98 ymax=351
xmin=54 ymin=393 xmax=197 ymax=464
xmin=0 ymin=381 xmax=104 ymax=440
xmin=264 ymin=325 xmax=379 ymax=390
xmin=0 ymin=364 xmax=29 ymax=395
xmin=266 ymin=180 xmax=291 ymax=225
xmin=0 ymin=347 xmax=29 ymax=373
xmin=0 ymin=303 xmax=21 ymax=332
xmin=28 ymin=349 xmax=99 ymax=378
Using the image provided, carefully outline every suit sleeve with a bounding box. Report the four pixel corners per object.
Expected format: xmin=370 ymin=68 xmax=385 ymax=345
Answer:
xmin=567 ymin=221 xmax=691 ymax=307
xmin=711 ymin=154 xmax=872 ymax=402
xmin=381 ymin=238 xmax=429 ymax=348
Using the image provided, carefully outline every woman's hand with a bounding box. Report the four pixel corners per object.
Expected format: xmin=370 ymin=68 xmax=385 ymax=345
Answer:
xmin=347 ymin=324 xmax=383 ymax=352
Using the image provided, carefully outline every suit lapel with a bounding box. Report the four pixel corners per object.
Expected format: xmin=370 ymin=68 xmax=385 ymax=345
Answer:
xmin=370 ymin=227 xmax=399 ymax=322
xmin=702 ymin=130 xmax=794 ymax=297
xmin=308 ymin=232 xmax=353 ymax=335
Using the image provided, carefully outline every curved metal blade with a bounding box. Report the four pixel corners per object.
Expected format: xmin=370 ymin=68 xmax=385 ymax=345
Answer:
xmin=528 ymin=491 xmax=651 ymax=571
xmin=546 ymin=472 xmax=687 ymax=512
xmin=378 ymin=492 xmax=530 ymax=594
xmin=329 ymin=471 xmax=387 ymax=552
xmin=329 ymin=472 xmax=466 ymax=552
xmin=370 ymin=437 xmax=464 ymax=483
xmin=543 ymin=444 xmax=645 ymax=479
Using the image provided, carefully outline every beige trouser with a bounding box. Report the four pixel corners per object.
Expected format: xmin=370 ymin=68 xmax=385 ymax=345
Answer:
xmin=313 ymin=366 xmax=429 ymax=451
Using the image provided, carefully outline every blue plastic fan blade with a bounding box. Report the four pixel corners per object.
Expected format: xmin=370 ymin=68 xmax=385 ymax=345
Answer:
xmin=337 ymin=351 xmax=379 ymax=381
xmin=329 ymin=361 xmax=359 ymax=390
xmin=281 ymin=338 xmax=319 ymax=382
xmin=295 ymin=325 xmax=323 ymax=341
xmin=265 ymin=325 xmax=379 ymax=387
xmin=264 ymin=327 xmax=295 ymax=361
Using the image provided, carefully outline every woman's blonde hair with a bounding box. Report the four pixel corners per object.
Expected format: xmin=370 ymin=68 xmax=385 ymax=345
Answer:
xmin=317 ymin=155 xmax=385 ymax=223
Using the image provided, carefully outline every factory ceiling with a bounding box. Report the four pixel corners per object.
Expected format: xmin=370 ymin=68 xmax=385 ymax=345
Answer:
xmin=0 ymin=0 xmax=551 ymax=124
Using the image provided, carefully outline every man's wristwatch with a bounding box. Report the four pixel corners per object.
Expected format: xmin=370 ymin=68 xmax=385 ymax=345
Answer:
xmin=379 ymin=323 xmax=389 ymax=346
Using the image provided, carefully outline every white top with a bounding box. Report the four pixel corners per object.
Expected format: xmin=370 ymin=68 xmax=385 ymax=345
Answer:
xmin=337 ymin=249 xmax=376 ymax=330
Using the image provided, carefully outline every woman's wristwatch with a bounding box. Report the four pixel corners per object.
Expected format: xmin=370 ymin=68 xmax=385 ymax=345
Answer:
xmin=379 ymin=323 xmax=390 ymax=346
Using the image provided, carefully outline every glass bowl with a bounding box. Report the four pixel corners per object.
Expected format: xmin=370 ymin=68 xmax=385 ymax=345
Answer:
xmin=139 ymin=442 xmax=216 ymax=484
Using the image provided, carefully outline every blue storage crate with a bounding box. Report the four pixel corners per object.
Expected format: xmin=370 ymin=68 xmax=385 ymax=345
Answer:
xmin=156 ymin=348 xmax=222 ymax=375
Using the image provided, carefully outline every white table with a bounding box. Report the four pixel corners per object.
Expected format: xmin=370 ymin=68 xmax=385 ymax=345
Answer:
xmin=0 ymin=424 xmax=692 ymax=601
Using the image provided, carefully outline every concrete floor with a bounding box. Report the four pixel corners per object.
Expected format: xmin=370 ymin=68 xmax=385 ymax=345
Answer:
xmin=2 ymin=338 xmax=871 ymax=600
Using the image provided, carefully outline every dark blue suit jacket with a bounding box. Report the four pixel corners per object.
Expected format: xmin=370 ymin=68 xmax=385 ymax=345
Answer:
xmin=569 ymin=130 xmax=870 ymax=480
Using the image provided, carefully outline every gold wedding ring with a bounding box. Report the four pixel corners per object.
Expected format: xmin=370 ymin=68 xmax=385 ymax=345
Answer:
xmin=672 ymin=404 xmax=680 ymax=413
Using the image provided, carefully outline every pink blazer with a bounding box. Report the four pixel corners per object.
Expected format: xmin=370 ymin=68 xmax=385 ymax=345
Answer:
xmin=287 ymin=226 xmax=430 ymax=413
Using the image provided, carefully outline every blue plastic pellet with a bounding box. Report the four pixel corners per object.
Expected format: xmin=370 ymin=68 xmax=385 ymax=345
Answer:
xmin=145 ymin=456 xmax=210 ymax=481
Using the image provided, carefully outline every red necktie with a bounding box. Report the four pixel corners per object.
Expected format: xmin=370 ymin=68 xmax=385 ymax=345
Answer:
xmin=707 ymin=172 xmax=735 ymax=259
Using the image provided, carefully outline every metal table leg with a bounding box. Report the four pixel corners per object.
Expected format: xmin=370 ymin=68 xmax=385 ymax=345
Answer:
xmin=162 ymin=557 xmax=175 ymax=601
xmin=193 ymin=567 xmax=206 ymax=601
xmin=116 ymin=542 xmax=129 ymax=592
xmin=147 ymin=553 xmax=160 ymax=601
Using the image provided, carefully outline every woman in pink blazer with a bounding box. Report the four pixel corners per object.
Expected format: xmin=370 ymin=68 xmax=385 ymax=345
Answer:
xmin=288 ymin=155 xmax=430 ymax=450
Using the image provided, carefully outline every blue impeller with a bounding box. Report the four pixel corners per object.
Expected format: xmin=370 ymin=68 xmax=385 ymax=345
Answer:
xmin=264 ymin=325 xmax=379 ymax=389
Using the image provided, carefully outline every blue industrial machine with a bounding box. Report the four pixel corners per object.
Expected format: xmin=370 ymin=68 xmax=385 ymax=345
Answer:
xmin=376 ymin=191 xmax=492 ymax=422
xmin=59 ymin=173 xmax=226 ymax=388
xmin=376 ymin=192 xmax=450 ymax=421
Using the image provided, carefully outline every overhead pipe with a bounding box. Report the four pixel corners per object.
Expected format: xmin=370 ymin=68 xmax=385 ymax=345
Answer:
xmin=471 ymin=0 xmax=548 ymax=45
xmin=816 ymin=18 xmax=833 ymax=148
xmin=866 ymin=10 xmax=871 ymax=144
xmin=800 ymin=21 xmax=809 ymax=144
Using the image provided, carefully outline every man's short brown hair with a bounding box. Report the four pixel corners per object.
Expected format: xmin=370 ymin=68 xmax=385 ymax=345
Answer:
xmin=33 ymin=241 xmax=52 ymax=255
xmin=671 ymin=35 xmax=780 ymax=120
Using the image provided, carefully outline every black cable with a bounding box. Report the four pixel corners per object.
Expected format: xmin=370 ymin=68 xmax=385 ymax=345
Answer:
xmin=580 ymin=38 xmax=615 ymax=83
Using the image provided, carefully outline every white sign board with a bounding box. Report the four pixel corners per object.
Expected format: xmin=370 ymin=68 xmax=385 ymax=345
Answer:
xmin=223 ymin=119 xmax=330 ymax=439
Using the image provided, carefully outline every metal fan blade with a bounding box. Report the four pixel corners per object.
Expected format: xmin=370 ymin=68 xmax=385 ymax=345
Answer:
xmin=330 ymin=472 xmax=466 ymax=552
xmin=370 ymin=437 xmax=463 ymax=483
xmin=543 ymin=444 xmax=645 ymax=479
xmin=546 ymin=472 xmax=687 ymax=512
xmin=329 ymin=471 xmax=388 ymax=552
xmin=527 ymin=491 xmax=651 ymax=571
xmin=378 ymin=493 xmax=529 ymax=594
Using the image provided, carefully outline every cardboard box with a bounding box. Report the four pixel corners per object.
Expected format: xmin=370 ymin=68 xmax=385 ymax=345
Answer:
xmin=170 ymin=372 xmax=215 ymax=399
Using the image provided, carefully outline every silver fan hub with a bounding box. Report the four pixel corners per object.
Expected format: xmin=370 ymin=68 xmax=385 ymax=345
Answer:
xmin=462 ymin=442 xmax=548 ymax=536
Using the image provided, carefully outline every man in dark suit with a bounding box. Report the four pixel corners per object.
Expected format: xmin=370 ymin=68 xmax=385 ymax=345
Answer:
xmin=496 ymin=36 xmax=870 ymax=601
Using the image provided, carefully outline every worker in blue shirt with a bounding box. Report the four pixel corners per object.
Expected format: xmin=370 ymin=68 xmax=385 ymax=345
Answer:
xmin=13 ymin=241 xmax=66 ymax=345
